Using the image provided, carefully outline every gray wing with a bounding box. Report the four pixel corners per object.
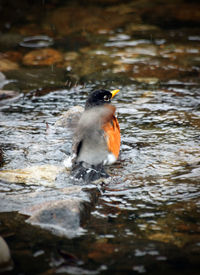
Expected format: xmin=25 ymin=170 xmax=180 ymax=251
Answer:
xmin=72 ymin=105 xmax=115 ymax=166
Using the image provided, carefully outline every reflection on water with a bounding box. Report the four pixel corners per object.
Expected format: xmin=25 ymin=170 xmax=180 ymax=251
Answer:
xmin=0 ymin=0 xmax=200 ymax=273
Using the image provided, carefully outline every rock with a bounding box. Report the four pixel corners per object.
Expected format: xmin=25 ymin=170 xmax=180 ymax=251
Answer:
xmin=0 ymin=179 xmax=94 ymax=238
xmin=134 ymin=77 xmax=159 ymax=84
xmin=148 ymin=233 xmax=175 ymax=244
xmin=0 ymin=236 xmax=12 ymax=271
xmin=26 ymin=199 xmax=85 ymax=238
xmin=127 ymin=23 xmax=160 ymax=32
xmin=4 ymin=51 xmax=23 ymax=63
xmin=0 ymin=164 xmax=65 ymax=186
xmin=64 ymin=52 xmax=79 ymax=61
xmin=0 ymin=90 xmax=20 ymax=101
xmin=0 ymin=58 xmax=19 ymax=72
xmin=23 ymin=48 xmax=63 ymax=66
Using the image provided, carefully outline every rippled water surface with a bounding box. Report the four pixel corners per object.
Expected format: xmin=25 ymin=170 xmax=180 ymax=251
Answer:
xmin=0 ymin=0 xmax=200 ymax=274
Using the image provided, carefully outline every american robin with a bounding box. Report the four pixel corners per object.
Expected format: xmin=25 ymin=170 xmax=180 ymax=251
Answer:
xmin=66 ymin=89 xmax=120 ymax=181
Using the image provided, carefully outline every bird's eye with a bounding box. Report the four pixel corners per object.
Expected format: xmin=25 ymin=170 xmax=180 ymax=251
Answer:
xmin=104 ymin=95 xmax=110 ymax=101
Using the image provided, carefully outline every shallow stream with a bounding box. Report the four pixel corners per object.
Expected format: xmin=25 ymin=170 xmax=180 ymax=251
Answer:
xmin=0 ymin=0 xmax=200 ymax=274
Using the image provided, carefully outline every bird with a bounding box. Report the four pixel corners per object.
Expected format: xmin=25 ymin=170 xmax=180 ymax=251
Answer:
xmin=64 ymin=89 xmax=120 ymax=182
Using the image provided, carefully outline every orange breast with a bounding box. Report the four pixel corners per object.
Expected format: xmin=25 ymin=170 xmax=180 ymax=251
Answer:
xmin=102 ymin=116 xmax=121 ymax=159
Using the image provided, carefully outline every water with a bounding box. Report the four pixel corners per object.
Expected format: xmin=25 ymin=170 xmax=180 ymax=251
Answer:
xmin=0 ymin=0 xmax=200 ymax=274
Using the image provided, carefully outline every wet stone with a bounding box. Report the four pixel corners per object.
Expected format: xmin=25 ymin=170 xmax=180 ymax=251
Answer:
xmin=26 ymin=199 xmax=85 ymax=238
xmin=23 ymin=48 xmax=63 ymax=66
xmin=0 ymin=164 xmax=96 ymax=238
xmin=4 ymin=51 xmax=23 ymax=63
xmin=134 ymin=77 xmax=159 ymax=85
xmin=126 ymin=23 xmax=160 ymax=32
xmin=0 ymin=58 xmax=19 ymax=72
xmin=0 ymin=164 xmax=65 ymax=186
xmin=64 ymin=51 xmax=79 ymax=62
xmin=0 ymin=89 xmax=20 ymax=101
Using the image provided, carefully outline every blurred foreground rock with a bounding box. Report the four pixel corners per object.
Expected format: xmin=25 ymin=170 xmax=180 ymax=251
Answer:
xmin=0 ymin=236 xmax=12 ymax=272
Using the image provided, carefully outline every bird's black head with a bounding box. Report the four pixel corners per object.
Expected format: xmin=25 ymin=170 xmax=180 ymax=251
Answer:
xmin=85 ymin=89 xmax=119 ymax=109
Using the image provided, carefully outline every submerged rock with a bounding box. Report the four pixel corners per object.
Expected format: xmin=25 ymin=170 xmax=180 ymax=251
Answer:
xmin=0 ymin=89 xmax=20 ymax=101
xmin=134 ymin=77 xmax=159 ymax=85
xmin=0 ymin=182 xmax=95 ymax=238
xmin=0 ymin=58 xmax=19 ymax=72
xmin=4 ymin=51 xmax=23 ymax=63
xmin=26 ymin=199 xmax=86 ymax=238
xmin=23 ymin=48 xmax=63 ymax=66
xmin=64 ymin=51 xmax=79 ymax=62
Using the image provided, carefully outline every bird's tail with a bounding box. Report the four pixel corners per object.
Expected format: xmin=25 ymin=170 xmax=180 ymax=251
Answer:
xmin=71 ymin=162 xmax=109 ymax=182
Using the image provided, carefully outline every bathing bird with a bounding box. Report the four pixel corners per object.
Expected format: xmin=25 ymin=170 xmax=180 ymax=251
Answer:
xmin=65 ymin=89 xmax=120 ymax=181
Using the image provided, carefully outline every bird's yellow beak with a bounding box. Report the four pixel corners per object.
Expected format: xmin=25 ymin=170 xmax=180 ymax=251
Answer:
xmin=111 ymin=89 xmax=120 ymax=98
